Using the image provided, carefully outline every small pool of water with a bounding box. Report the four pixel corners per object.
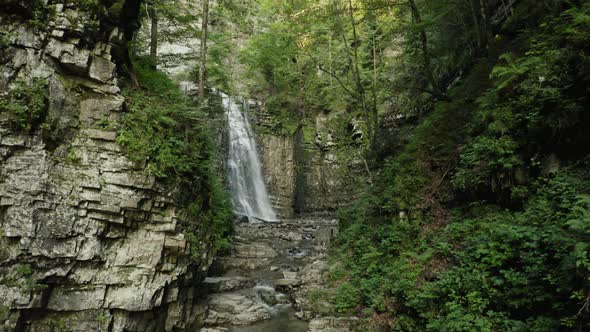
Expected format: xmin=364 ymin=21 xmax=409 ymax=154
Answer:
xmin=227 ymin=307 xmax=308 ymax=332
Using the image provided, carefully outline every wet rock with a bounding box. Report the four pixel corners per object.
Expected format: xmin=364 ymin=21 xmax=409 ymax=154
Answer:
xmin=287 ymin=247 xmax=307 ymax=259
xmin=200 ymin=328 xmax=229 ymax=332
xmin=203 ymin=277 xmax=254 ymax=292
xmin=234 ymin=242 xmax=278 ymax=258
xmin=300 ymin=260 xmax=328 ymax=284
xmin=275 ymin=278 xmax=301 ymax=287
xmin=204 ymin=293 xmax=271 ymax=326
xmin=285 ymin=231 xmax=303 ymax=241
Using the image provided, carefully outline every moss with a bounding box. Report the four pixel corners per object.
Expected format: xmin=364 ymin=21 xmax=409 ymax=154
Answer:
xmin=0 ymin=305 xmax=8 ymax=319
xmin=48 ymin=317 xmax=68 ymax=332
xmin=66 ymin=149 xmax=82 ymax=165
xmin=28 ymin=2 xmax=57 ymax=32
xmin=106 ymin=1 xmax=125 ymax=17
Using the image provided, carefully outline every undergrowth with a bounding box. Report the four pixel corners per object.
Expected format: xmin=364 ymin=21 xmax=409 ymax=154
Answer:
xmin=333 ymin=3 xmax=590 ymax=330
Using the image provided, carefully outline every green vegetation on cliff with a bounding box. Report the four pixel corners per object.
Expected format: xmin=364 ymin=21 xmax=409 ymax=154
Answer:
xmin=0 ymin=78 xmax=48 ymax=132
xmin=117 ymin=55 xmax=232 ymax=258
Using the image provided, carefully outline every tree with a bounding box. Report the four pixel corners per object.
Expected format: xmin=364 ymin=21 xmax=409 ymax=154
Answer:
xmin=408 ymin=0 xmax=444 ymax=98
xmin=199 ymin=0 xmax=210 ymax=99
xmin=149 ymin=4 xmax=158 ymax=68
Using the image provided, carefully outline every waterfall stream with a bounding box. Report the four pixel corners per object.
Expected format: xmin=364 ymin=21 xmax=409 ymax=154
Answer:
xmin=223 ymin=93 xmax=277 ymax=222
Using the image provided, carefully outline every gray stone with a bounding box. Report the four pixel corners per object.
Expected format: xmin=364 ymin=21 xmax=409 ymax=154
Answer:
xmin=234 ymin=242 xmax=277 ymax=258
xmin=47 ymin=285 xmax=106 ymax=311
xmin=80 ymin=97 xmax=124 ymax=124
xmin=89 ymin=56 xmax=116 ymax=83
xmin=203 ymin=277 xmax=254 ymax=292
xmin=105 ymin=286 xmax=164 ymax=311
xmin=204 ymin=293 xmax=271 ymax=326
xmin=308 ymin=317 xmax=359 ymax=332
xmin=275 ymin=278 xmax=301 ymax=287
xmin=83 ymin=129 xmax=117 ymax=141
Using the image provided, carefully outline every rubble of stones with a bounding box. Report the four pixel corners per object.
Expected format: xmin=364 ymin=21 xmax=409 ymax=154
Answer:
xmin=197 ymin=217 xmax=358 ymax=332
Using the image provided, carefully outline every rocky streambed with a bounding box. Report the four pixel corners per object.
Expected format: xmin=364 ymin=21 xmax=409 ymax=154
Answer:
xmin=198 ymin=217 xmax=358 ymax=332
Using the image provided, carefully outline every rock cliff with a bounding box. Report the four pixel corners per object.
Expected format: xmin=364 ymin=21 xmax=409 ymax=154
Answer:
xmin=0 ymin=1 xmax=212 ymax=330
xmin=256 ymin=111 xmax=368 ymax=218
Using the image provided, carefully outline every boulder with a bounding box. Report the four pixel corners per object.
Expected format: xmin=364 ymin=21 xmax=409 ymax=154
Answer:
xmin=88 ymin=56 xmax=116 ymax=83
xmin=203 ymin=276 xmax=254 ymax=292
xmin=204 ymin=293 xmax=271 ymax=326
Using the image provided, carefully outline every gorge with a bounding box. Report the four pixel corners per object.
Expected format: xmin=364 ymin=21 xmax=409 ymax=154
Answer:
xmin=1 ymin=0 xmax=590 ymax=331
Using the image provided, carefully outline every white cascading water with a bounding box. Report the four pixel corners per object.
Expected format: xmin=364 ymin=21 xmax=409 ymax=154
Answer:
xmin=223 ymin=93 xmax=277 ymax=222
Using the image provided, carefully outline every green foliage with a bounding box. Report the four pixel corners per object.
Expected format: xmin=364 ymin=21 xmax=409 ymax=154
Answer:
xmin=0 ymin=305 xmax=8 ymax=323
xmin=335 ymin=282 xmax=361 ymax=313
xmin=452 ymin=136 xmax=522 ymax=192
xmin=0 ymin=78 xmax=48 ymax=132
xmin=72 ymin=0 xmax=99 ymax=11
xmin=118 ymin=57 xmax=208 ymax=179
xmin=333 ymin=3 xmax=590 ymax=330
xmin=453 ymin=2 xmax=590 ymax=198
xmin=15 ymin=264 xmax=32 ymax=277
xmin=66 ymin=148 xmax=82 ymax=165
xmin=117 ymin=56 xmax=233 ymax=260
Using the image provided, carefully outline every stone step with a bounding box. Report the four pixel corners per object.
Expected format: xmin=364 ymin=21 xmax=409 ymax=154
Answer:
xmin=203 ymin=276 xmax=255 ymax=292
xmin=233 ymin=242 xmax=278 ymax=259
xmin=203 ymin=292 xmax=272 ymax=326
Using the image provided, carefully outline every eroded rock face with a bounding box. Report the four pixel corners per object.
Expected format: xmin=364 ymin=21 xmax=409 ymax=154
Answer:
xmin=0 ymin=1 xmax=213 ymax=331
xmin=257 ymin=113 xmax=367 ymax=216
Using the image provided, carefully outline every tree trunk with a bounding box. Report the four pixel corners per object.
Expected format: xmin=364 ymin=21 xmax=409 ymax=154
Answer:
xmin=347 ymin=0 xmax=373 ymax=144
xmin=408 ymin=0 xmax=443 ymax=99
xmin=198 ymin=0 xmax=210 ymax=99
xmin=479 ymin=0 xmax=495 ymax=52
xmin=125 ymin=46 xmax=140 ymax=89
xmin=149 ymin=5 xmax=158 ymax=69
xmin=468 ymin=0 xmax=483 ymax=48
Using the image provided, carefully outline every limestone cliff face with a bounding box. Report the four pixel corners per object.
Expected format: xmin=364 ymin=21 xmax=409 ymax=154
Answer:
xmin=257 ymin=112 xmax=367 ymax=217
xmin=0 ymin=1 xmax=211 ymax=331
xmin=258 ymin=134 xmax=297 ymax=218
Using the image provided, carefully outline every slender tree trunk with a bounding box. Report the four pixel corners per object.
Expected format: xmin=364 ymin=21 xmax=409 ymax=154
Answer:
xmin=149 ymin=5 xmax=158 ymax=69
xmin=408 ymin=0 xmax=443 ymax=98
xmin=468 ymin=0 xmax=483 ymax=48
xmin=328 ymin=35 xmax=333 ymax=86
xmin=198 ymin=0 xmax=210 ymax=99
xmin=127 ymin=57 xmax=140 ymax=89
xmin=347 ymin=0 xmax=373 ymax=144
xmin=371 ymin=28 xmax=379 ymax=146
xmin=479 ymin=0 xmax=495 ymax=51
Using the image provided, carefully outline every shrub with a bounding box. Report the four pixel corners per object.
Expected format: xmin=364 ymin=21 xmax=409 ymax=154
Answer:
xmin=0 ymin=78 xmax=48 ymax=132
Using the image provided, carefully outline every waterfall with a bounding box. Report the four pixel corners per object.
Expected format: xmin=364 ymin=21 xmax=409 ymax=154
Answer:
xmin=223 ymin=93 xmax=277 ymax=222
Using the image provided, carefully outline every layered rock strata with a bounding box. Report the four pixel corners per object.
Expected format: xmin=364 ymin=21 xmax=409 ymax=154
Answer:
xmin=0 ymin=1 xmax=213 ymax=330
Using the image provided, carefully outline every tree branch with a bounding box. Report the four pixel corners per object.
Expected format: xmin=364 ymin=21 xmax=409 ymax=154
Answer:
xmin=303 ymin=52 xmax=356 ymax=99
